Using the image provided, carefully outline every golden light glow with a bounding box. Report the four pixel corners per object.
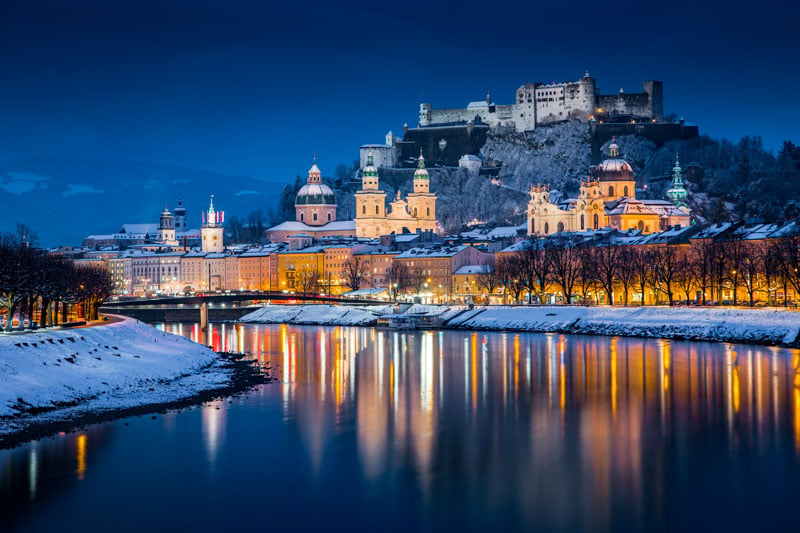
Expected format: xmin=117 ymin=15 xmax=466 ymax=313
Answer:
xmin=76 ymin=434 xmax=87 ymax=480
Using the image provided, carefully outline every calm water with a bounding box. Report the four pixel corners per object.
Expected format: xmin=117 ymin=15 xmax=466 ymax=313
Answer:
xmin=2 ymin=323 xmax=800 ymax=532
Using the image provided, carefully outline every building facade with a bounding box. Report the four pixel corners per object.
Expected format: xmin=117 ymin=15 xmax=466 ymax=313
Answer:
xmin=528 ymin=141 xmax=691 ymax=236
xmin=419 ymin=72 xmax=663 ymax=132
xmin=355 ymin=152 xmax=437 ymax=238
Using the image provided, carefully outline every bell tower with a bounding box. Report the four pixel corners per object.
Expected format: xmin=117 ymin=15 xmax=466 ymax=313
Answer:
xmin=406 ymin=150 xmax=437 ymax=229
xmin=355 ymin=151 xmax=388 ymax=238
xmin=201 ymin=195 xmax=224 ymax=253
xmin=158 ymin=203 xmax=177 ymax=246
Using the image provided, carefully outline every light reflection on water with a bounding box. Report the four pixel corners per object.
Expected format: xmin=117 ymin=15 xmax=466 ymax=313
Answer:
xmin=2 ymin=323 xmax=800 ymax=531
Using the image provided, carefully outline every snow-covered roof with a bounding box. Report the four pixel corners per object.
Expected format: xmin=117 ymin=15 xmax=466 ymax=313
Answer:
xmin=395 ymin=245 xmax=468 ymax=259
xmin=454 ymin=265 xmax=488 ymax=275
xmin=119 ymin=223 xmax=159 ymax=236
xmin=267 ymin=220 xmax=356 ymax=232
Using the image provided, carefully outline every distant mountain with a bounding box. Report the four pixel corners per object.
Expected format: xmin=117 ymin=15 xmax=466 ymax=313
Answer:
xmin=0 ymin=156 xmax=282 ymax=246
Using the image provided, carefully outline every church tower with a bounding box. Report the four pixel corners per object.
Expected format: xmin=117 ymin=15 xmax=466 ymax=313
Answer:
xmin=173 ymin=198 xmax=187 ymax=235
xmin=406 ymin=150 xmax=437 ymax=228
xmin=201 ymin=195 xmax=224 ymax=253
xmin=666 ymin=154 xmax=689 ymax=208
xmin=158 ymin=203 xmax=178 ymax=246
xmin=355 ymin=151 xmax=387 ymax=238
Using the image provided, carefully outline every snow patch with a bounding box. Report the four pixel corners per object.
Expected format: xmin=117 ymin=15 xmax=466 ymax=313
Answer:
xmin=0 ymin=316 xmax=232 ymax=437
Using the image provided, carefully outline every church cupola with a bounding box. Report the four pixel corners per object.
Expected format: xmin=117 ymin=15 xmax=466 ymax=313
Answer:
xmin=362 ymin=151 xmax=380 ymax=191
xmin=158 ymin=202 xmax=177 ymax=246
xmin=159 ymin=203 xmax=173 ymax=230
xmin=413 ymin=150 xmax=430 ymax=193
xmin=608 ymin=137 xmax=620 ymax=158
xmin=666 ymin=153 xmax=689 ymax=208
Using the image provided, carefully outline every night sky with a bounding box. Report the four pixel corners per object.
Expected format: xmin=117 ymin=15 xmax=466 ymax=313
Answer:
xmin=1 ymin=0 xmax=798 ymax=181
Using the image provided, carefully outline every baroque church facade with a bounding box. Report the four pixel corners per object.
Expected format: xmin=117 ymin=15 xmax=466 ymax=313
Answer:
xmin=527 ymin=140 xmax=690 ymax=236
xmin=354 ymin=151 xmax=437 ymax=238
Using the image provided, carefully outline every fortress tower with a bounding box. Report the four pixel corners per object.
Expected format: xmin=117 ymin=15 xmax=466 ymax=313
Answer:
xmin=201 ymin=195 xmax=224 ymax=253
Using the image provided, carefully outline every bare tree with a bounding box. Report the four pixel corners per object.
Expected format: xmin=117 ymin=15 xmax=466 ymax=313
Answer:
xmin=296 ymin=267 xmax=321 ymax=295
xmin=343 ymin=255 xmax=369 ymax=291
xmin=497 ymin=254 xmax=526 ymax=303
xmin=590 ymin=244 xmax=624 ymax=305
xmin=520 ymin=239 xmax=550 ymax=304
xmin=475 ymin=257 xmax=501 ymax=301
xmin=616 ymin=246 xmax=638 ymax=305
xmin=387 ymin=263 xmax=410 ymax=301
xmin=546 ymin=235 xmax=582 ymax=304
xmin=650 ymin=245 xmax=681 ymax=306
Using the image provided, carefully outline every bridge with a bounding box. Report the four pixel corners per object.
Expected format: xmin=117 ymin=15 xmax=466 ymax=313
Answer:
xmin=100 ymin=291 xmax=384 ymax=326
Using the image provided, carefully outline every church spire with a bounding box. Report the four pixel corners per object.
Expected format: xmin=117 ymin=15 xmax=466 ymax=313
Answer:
xmin=666 ymin=153 xmax=689 ymax=208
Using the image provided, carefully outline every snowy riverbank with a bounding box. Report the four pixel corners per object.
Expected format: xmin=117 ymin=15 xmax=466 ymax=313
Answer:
xmin=240 ymin=304 xmax=800 ymax=346
xmin=447 ymin=306 xmax=800 ymax=346
xmin=0 ymin=316 xmax=253 ymax=446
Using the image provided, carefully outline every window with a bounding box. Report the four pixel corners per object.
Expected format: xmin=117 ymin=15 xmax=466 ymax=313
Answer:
xmin=362 ymin=205 xmax=366 ymax=215
xmin=623 ymin=186 xmax=629 ymax=196
xmin=544 ymin=222 xmax=549 ymax=234
xmin=608 ymin=186 xmax=614 ymax=197
xmin=593 ymin=214 xmax=599 ymax=229
xmin=375 ymin=205 xmax=379 ymax=215
xmin=580 ymin=214 xmax=585 ymax=230
xmin=313 ymin=213 xmax=318 ymax=222
xmin=327 ymin=213 xmax=331 ymax=221
xmin=300 ymin=213 xmax=304 ymax=222
xmin=426 ymin=207 xmax=430 ymax=216
xmin=557 ymin=222 xmax=564 ymax=232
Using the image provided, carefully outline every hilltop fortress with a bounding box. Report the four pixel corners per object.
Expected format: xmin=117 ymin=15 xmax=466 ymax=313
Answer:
xmin=419 ymin=71 xmax=663 ymax=132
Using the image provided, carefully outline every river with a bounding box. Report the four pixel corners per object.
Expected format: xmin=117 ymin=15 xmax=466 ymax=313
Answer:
xmin=2 ymin=323 xmax=800 ymax=531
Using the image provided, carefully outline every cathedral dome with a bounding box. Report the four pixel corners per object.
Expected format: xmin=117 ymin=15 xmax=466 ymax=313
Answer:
xmin=592 ymin=140 xmax=634 ymax=181
xmin=295 ymin=182 xmax=336 ymax=205
xmin=295 ymin=157 xmax=337 ymax=206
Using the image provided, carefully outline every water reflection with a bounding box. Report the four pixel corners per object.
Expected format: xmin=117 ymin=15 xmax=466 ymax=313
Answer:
xmin=158 ymin=322 xmax=800 ymax=529
xmin=3 ymin=324 xmax=800 ymax=531
xmin=1 ymin=426 xmax=113 ymax=521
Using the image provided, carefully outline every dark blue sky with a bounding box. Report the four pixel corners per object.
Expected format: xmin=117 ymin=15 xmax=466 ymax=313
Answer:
xmin=1 ymin=0 xmax=798 ymax=181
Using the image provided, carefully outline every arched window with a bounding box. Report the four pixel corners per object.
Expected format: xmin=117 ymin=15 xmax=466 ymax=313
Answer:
xmin=580 ymin=214 xmax=585 ymax=230
xmin=544 ymin=222 xmax=549 ymax=234
xmin=557 ymin=222 xmax=564 ymax=233
xmin=593 ymin=214 xmax=599 ymax=229
xmin=637 ymin=220 xmax=644 ymax=231
xmin=623 ymin=185 xmax=629 ymax=197
xmin=608 ymin=186 xmax=615 ymax=197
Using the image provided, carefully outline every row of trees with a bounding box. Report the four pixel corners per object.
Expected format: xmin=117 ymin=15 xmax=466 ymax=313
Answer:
xmin=0 ymin=234 xmax=114 ymax=331
xmin=480 ymin=232 xmax=800 ymax=306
